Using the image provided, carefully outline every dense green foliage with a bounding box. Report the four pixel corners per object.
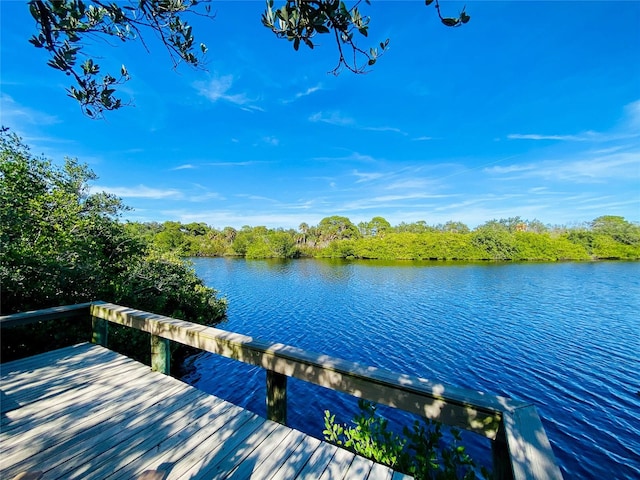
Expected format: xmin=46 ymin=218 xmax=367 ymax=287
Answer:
xmin=0 ymin=132 xmax=227 ymax=362
xmin=27 ymin=0 xmax=468 ymax=116
xmin=324 ymin=400 xmax=489 ymax=479
xmin=134 ymin=215 xmax=640 ymax=262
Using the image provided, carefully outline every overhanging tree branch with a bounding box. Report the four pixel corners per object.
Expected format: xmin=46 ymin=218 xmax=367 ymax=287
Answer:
xmin=27 ymin=0 xmax=469 ymax=118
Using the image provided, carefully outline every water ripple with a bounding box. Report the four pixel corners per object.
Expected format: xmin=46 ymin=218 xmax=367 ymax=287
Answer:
xmin=187 ymin=258 xmax=640 ymax=479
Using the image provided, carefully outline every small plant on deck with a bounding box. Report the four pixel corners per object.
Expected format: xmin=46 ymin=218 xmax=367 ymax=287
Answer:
xmin=323 ymin=400 xmax=491 ymax=479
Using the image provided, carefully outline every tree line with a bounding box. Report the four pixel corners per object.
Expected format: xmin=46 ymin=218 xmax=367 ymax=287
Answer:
xmin=128 ymin=214 xmax=640 ymax=262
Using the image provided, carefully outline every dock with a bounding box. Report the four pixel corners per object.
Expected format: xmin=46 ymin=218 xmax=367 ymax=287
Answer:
xmin=1 ymin=343 xmax=407 ymax=480
xmin=1 ymin=302 xmax=563 ymax=480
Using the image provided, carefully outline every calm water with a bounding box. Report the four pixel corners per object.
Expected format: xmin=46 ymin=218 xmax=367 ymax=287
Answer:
xmin=183 ymin=258 xmax=640 ymax=479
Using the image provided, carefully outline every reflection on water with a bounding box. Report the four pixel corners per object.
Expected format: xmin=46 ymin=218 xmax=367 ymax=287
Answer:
xmin=184 ymin=258 xmax=640 ymax=478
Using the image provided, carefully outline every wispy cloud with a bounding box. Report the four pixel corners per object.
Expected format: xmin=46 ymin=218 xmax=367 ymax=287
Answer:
xmin=308 ymin=111 xmax=354 ymax=127
xmin=622 ymin=99 xmax=640 ymax=131
xmin=262 ymin=136 xmax=279 ymax=146
xmin=189 ymin=192 xmax=225 ymax=202
xmin=507 ymin=132 xmax=600 ymax=142
xmin=385 ymin=179 xmax=439 ymax=190
xmin=205 ymin=160 xmax=266 ymax=167
xmin=92 ymin=185 xmax=182 ymax=199
xmin=309 ymin=110 xmax=405 ymax=135
xmin=282 ymin=84 xmax=323 ymax=103
xmin=171 ymin=164 xmax=196 ymax=171
xmin=413 ymin=136 xmax=434 ymax=141
xmin=312 ymin=152 xmax=379 ymax=164
xmin=194 ymin=74 xmax=261 ymax=111
xmin=485 ymin=150 xmax=640 ymax=183
xmin=1 ymin=94 xmax=60 ymax=127
xmin=352 ymin=170 xmax=385 ymax=183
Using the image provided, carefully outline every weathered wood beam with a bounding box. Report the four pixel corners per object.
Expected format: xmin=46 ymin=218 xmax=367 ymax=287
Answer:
xmin=503 ymin=405 xmax=563 ymax=480
xmin=0 ymin=303 xmax=94 ymax=328
xmin=151 ymin=335 xmax=171 ymax=375
xmin=266 ymin=370 xmax=287 ymax=424
xmin=91 ymin=315 xmax=109 ymax=347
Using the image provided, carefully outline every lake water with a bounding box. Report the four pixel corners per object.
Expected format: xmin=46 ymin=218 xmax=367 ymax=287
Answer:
xmin=183 ymin=258 xmax=640 ymax=479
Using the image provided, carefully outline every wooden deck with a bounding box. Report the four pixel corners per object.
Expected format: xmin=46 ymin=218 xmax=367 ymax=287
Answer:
xmin=0 ymin=343 xmax=410 ymax=480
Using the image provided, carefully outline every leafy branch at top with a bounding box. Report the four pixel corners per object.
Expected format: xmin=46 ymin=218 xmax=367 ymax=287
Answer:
xmin=262 ymin=0 xmax=470 ymax=75
xmin=27 ymin=0 xmax=469 ymax=117
xmin=28 ymin=0 xmax=213 ymax=118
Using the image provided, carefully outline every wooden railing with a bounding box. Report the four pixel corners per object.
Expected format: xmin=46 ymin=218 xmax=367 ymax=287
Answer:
xmin=0 ymin=301 xmax=563 ymax=480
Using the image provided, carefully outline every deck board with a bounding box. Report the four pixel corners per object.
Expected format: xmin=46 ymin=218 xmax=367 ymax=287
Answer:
xmin=0 ymin=343 xmax=407 ymax=480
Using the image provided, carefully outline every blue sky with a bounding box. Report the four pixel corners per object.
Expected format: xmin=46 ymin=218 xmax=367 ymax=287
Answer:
xmin=1 ymin=1 xmax=639 ymax=229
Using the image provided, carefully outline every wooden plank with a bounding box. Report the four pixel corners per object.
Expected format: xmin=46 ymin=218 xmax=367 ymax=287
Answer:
xmin=2 ymin=381 xmax=188 ymax=479
xmin=195 ymin=418 xmax=281 ymax=480
xmin=150 ymin=408 xmax=261 ymax=480
xmin=1 ymin=343 xmax=96 ymax=372
xmin=62 ymin=390 xmax=240 ymax=480
xmin=391 ymin=472 xmax=414 ymax=480
xmin=343 ymin=454 xmax=373 ymax=480
xmin=109 ymin=402 xmax=257 ymax=480
xmin=269 ymin=436 xmax=322 ymax=480
xmin=238 ymin=429 xmax=308 ymax=480
xmin=11 ymin=472 xmax=43 ymax=480
xmin=1 ymin=359 xmax=151 ymax=435
xmin=1 ymin=354 xmax=136 ymax=416
xmin=368 ymin=462 xmax=394 ymax=480
xmin=318 ymin=446 xmax=355 ymax=480
xmin=0 ymin=371 xmax=191 ymax=473
xmin=35 ymin=386 xmax=220 ymax=480
xmin=0 ymin=303 xmax=94 ymax=328
xmin=295 ymin=441 xmax=338 ymax=479
xmin=225 ymin=428 xmax=300 ymax=480
xmin=503 ymin=407 xmax=563 ymax=480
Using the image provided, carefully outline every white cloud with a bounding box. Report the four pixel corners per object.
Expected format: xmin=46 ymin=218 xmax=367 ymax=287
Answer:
xmin=171 ymin=164 xmax=196 ymax=170
xmin=508 ymin=101 xmax=640 ymax=143
xmin=1 ymin=94 xmax=60 ymax=127
xmin=194 ymin=75 xmax=260 ymax=110
xmin=622 ymin=99 xmax=640 ymax=131
xmin=92 ymin=185 xmax=182 ymax=199
xmin=189 ymin=192 xmax=225 ymax=202
xmin=486 ymin=150 xmax=640 ymax=183
xmin=296 ymin=85 xmax=322 ymax=98
xmin=507 ymin=132 xmax=599 ymax=142
xmin=352 ymin=170 xmax=385 ymax=183
xmin=309 ymin=111 xmax=405 ymax=134
xmin=283 ymin=84 xmax=322 ymax=103
xmin=308 ymin=111 xmax=355 ymax=127
xmin=385 ymin=179 xmax=438 ymax=190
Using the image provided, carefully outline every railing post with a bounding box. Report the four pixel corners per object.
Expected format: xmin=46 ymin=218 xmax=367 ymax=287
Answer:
xmin=492 ymin=421 xmax=513 ymax=480
xmin=266 ymin=370 xmax=287 ymax=424
xmin=151 ymin=335 xmax=171 ymax=375
xmin=91 ymin=315 xmax=108 ymax=347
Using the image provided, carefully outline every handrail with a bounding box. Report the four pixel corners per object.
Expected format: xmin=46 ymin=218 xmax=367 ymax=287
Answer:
xmin=0 ymin=301 xmax=563 ymax=480
xmin=0 ymin=302 xmax=93 ymax=328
